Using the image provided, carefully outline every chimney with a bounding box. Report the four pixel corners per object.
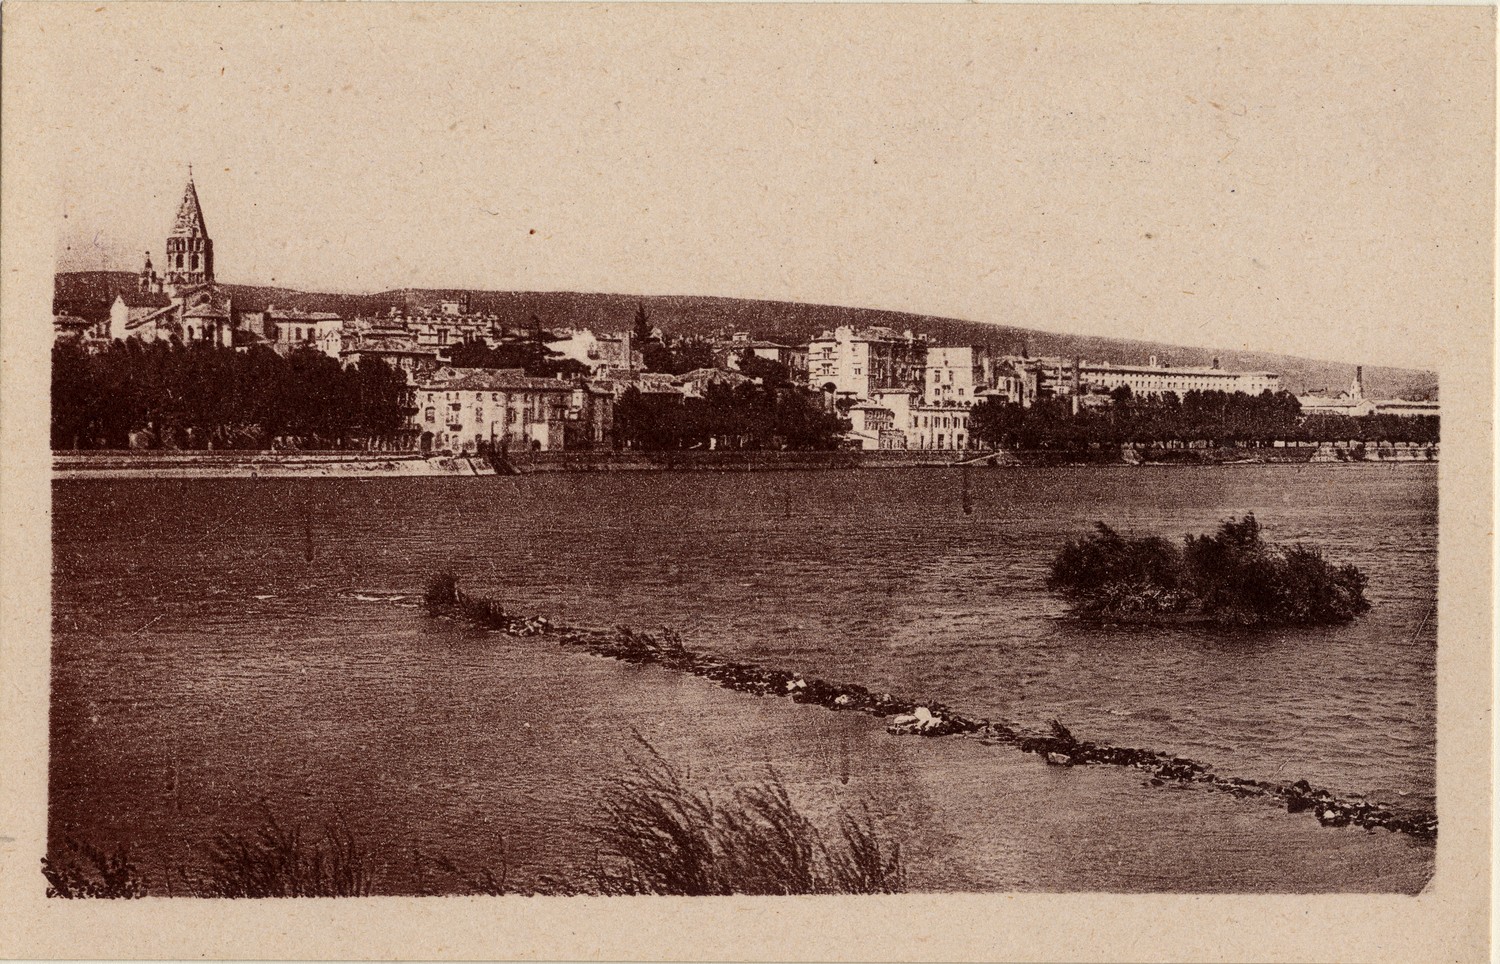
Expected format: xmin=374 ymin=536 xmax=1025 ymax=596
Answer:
xmin=1212 ymin=356 xmax=1220 ymax=370
xmin=1354 ymin=365 xmax=1365 ymax=399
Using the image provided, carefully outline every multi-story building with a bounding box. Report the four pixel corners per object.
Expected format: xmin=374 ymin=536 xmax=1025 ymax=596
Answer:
xmin=238 ymin=306 xmax=346 ymax=358
xmin=845 ymin=402 xmax=905 ymax=450
xmin=868 ymin=388 xmax=977 ymax=451
xmin=1073 ymin=356 xmax=1280 ymax=398
xmin=989 ymin=354 xmax=1280 ymax=405
xmin=719 ymin=333 xmax=809 ymax=379
xmin=340 ymin=319 xmax=441 ymax=383
xmin=923 ymin=346 xmax=995 ymax=407
xmin=807 ymin=325 xmax=928 ymax=401
xmin=413 ymin=366 xmax=613 ymax=454
xmin=549 ymin=328 xmax=641 ymax=375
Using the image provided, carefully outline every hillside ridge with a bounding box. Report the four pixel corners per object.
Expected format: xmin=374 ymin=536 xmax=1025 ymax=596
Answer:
xmin=53 ymin=271 xmax=1438 ymax=399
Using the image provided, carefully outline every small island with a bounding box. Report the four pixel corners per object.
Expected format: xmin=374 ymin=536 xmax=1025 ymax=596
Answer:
xmin=1048 ymin=514 xmax=1371 ymax=626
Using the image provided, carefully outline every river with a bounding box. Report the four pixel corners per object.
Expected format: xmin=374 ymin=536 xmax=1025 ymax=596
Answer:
xmin=50 ymin=464 xmax=1436 ymax=893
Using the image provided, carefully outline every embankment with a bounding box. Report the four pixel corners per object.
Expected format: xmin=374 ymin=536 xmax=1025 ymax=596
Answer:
xmin=52 ymin=441 xmax=1438 ymax=478
xmin=52 ymin=451 xmax=497 ymax=479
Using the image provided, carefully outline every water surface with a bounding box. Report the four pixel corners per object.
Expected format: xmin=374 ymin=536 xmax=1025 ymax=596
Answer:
xmin=50 ymin=464 xmax=1436 ymax=892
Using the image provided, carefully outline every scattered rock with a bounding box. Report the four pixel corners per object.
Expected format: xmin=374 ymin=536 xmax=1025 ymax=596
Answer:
xmin=426 ymin=576 xmax=1438 ymax=843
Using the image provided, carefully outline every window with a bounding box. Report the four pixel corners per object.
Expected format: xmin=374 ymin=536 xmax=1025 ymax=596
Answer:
xmin=958 ymin=388 xmax=965 ymax=396
xmin=425 ymin=407 xmax=435 ymax=423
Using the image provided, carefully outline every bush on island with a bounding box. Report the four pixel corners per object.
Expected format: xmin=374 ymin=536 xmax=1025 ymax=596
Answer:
xmin=1049 ymin=514 xmax=1371 ymax=626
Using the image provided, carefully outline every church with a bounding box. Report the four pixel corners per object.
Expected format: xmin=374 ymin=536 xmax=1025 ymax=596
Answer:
xmin=109 ymin=170 xmax=238 ymax=346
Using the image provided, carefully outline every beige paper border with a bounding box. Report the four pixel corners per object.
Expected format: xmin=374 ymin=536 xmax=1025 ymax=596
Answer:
xmin=1 ymin=3 xmax=1492 ymax=961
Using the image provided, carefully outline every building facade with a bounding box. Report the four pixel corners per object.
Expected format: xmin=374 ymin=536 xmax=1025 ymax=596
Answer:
xmin=413 ymin=367 xmax=613 ymax=454
xmin=924 ymin=346 xmax=994 ymax=406
xmin=1074 ymin=356 xmax=1280 ymax=398
xmin=1296 ymin=366 xmax=1440 ymax=418
xmin=807 ymin=326 xmax=929 ymax=401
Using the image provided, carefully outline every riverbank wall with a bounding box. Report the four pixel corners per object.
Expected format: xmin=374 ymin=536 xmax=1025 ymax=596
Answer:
xmin=53 ymin=442 xmax=1437 ymax=479
xmin=52 ymin=451 xmax=497 ymax=479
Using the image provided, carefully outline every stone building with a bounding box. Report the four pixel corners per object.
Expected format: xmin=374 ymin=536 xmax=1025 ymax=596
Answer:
xmin=806 ymin=325 xmax=928 ymax=401
xmin=924 ymin=346 xmax=995 ymax=406
xmin=109 ymin=170 xmax=240 ymax=347
xmin=868 ymin=388 xmax=977 ymax=451
xmin=413 ymin=366 xmax=614 ymax=454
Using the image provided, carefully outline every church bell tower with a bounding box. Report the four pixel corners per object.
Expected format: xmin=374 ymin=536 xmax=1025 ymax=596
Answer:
xmin=163 ymin=166 xmax=214 ymax=293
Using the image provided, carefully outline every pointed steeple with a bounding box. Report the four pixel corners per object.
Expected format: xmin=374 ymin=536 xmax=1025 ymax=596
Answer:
xmin=163 ymin=165 xmax=214 ymax=291
xmin=172 ymin=169 xmax=209 ymax=238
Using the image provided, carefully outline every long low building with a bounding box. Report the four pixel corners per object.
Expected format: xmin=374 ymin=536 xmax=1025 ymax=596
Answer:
xmin=1073 ymin=356 xmax=1280 ymax=398
xmin=1295 ymin=367 xmax=1439 ymax=419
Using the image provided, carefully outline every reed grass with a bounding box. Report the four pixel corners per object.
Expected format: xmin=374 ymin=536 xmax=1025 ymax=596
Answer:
xmin=593 ymin=737 xmax=904 ymax=895
xmin=202 ymin=810 xmax=374 ymax=898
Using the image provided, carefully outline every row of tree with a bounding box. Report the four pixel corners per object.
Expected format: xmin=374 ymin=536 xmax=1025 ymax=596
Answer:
xmin=614 ymin=382 xmax=849 ymax=451
xmin=969 ymin=389 xmax=1439 ymax=450
xmin=52 ymin=340 xmax=412 ymax=450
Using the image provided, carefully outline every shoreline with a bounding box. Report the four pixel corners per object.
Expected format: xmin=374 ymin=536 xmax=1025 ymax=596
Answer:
xmin=53 ymin=444 xmax=1439 ymax=479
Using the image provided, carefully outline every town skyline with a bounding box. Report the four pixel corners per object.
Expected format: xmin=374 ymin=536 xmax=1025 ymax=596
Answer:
xmin=46 ymin=5 xmax=1489 ymax=374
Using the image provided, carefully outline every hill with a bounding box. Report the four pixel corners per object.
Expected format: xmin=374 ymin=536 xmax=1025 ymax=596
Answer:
xmin=54 ymin=273 xmax=1437 ymax=399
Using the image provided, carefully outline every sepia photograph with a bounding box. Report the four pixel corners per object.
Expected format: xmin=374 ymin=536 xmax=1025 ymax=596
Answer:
xmin=1 ymin=2 xmax=1493 ymax=961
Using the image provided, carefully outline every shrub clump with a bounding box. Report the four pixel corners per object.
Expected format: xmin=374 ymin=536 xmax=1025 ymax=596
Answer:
xmin=1049 ymin=514 xmax=1371 ymax=626
xmin=42 ymin=839 xmax=146 ymax=899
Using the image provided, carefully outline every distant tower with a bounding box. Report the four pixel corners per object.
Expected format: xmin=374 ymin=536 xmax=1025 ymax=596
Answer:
xmin=163 ymin=167 xmax=214 ymax=293
xmin=138 ymin=251 xmax=161 ymax=294
xmin=1351 ymin=365 xmax=1365 ymax=400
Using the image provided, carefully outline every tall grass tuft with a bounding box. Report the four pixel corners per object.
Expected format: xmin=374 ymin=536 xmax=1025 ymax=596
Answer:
xmin=42 ymin=838 xmax=146 ymax=898
xmin=202 ymin=810 xmax=374 ymax=898
xmin=594 ymin=738 xmax=905 ymax=895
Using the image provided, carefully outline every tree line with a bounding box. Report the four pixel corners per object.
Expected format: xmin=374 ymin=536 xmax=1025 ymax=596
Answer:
xmin=969 ymin=388 xmax=1439 ymax=450
xmin=52 ymin=340 xmax=412 ymax=450
xmin=614 ymin=381 xmax=849 ymax=451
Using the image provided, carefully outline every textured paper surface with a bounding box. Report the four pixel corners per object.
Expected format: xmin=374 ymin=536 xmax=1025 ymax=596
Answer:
xmin=1 ymin=3 xmax=1492 ymax=961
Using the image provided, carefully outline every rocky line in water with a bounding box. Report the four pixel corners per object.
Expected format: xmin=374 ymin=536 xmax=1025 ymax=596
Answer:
xmin=425 ymin=581 xmax=1437 ymax=842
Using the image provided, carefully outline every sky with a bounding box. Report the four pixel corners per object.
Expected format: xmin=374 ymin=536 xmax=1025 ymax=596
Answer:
xmin=42 ymin=4 xmax=1493 ymax=371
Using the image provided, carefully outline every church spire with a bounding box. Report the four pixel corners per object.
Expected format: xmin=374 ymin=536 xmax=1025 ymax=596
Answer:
xmin=172 ymin=169 xmax=209 ymax=239
xmin=163 ymin=165 xmax=214 ymax=292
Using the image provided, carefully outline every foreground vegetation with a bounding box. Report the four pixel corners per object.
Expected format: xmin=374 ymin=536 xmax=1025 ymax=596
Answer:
xmin=44 ymin=741 xmax=904 ymax=898
xmin=595 ymin=739 xmax=903 ymax=895
xmin=1049 ymin=514 xmax=1372 ymax=626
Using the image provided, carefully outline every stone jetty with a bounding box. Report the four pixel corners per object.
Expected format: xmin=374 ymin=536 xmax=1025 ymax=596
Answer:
xmin=426 ymin=577 xmax=1437 ymax=842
